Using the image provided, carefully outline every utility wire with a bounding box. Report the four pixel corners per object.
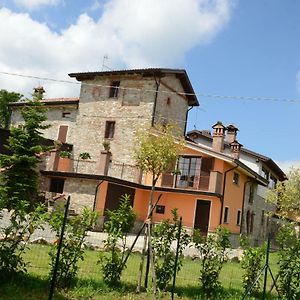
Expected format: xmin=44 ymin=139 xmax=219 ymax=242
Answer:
xmin=1 ymin=70 xmax=300 ymax=104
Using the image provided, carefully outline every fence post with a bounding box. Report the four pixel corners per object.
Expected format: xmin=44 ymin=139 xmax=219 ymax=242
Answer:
xmin=171 ymin=217 xmax=182 ymax=300
xmin=48 ymin=195 xmax=71 ymax=300
xmin=262 ymin=235 xmax=271 ymax=300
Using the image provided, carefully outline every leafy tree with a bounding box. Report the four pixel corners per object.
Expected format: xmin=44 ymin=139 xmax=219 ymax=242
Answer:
xmin=0 ymin=94 xmax=49 ymax=210
xmin=152 ymin=208 xmax=190 ymax=290
xmin=276 ymin=223 xmax=300 ymax=300
xmin=193 ymin=227 xmax=231 ymax=298
xmin=0 ymin=89 xmax=22 ymax=129
xmin=240 ymin=235 xmax=266 ymax=294
xmin=49 ymin=206 xmax=98 ymax=288
xmin=0 ymin=91 xmax=48 ymax=280
xmin=98 ymin=194 xmax=136 ymax=286
xmin=134 ymin=124 xmax=184 ymax=292
xmin=267 ymin=167 xmax=300 ymax=219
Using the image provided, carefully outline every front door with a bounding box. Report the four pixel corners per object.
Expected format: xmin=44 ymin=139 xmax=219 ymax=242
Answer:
xmin=194 ymin=200 xmax=211 ymax=236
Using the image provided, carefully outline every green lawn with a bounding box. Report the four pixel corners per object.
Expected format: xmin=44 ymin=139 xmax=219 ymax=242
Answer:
xmin=0 ymin=244 xmax=280 ymax=300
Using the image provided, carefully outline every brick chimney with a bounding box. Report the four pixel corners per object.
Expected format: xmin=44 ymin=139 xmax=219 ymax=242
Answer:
xmin=230 ymin=140 xmax=243 ymax=159
xmin=212 ymin=121 xmax=226 ymax=152
xmin=226 ymin=124 xmax=239 ymax=144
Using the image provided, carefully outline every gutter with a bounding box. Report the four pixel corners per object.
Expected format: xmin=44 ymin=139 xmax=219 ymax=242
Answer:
xmin=219 ymin=164 xmax=238 ymax=225
xmin=184 ymin=106 xmax=193 ymax=135
xmin=151 ymin=75 xmax=161 ymax=127
xmin=92 ymin=180 xmax=104 ymax=211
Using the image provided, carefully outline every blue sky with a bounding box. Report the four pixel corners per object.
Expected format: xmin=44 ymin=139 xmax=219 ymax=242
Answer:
xmin=0 ymin=0 xmax=299 ymax=170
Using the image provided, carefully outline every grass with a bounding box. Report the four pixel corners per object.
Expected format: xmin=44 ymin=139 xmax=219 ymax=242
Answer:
xmin=0 ymin=244 xmax=280 ymax=299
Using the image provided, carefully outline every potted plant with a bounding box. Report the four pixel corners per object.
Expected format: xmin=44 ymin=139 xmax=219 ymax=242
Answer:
xmin=58 ymin=151 xmax=72 ymax=171
xmin=102 ymin=140 xmax=110 ymax=152
xmin=76 ymin=152 xmax=91 ymax=172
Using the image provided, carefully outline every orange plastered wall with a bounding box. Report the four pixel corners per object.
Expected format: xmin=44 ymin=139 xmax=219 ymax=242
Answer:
xmin=222 ymin=163 xmax=247 ymax=233
xmin=134 ymin=189 xmax=221 ymax=231
xmin=95 ymin=181 xmax=108 ymax=215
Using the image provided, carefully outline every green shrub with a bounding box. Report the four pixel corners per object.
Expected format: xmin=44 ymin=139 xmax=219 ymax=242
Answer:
xmin=49 ymin=206 xmax=98 ymax=288
xmin=194 ymin=226 xmax=231 ymax=298
xmin=99 ymin=194 xmax=136 ymax=286
xmin=152 ymin=208 xmax=190 ymax=290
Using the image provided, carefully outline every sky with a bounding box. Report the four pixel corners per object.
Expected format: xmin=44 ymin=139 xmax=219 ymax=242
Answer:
xmin=0 ymin=0 xmax=299 ymax=172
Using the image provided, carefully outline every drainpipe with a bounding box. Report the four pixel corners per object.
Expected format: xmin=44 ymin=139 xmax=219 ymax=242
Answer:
xmin=219 ymin=165 xmax=238 ymax=225
xmin=184 ymin=106 xmax=193 ymax=135
xmin=151 ymin=76 xmax=161 ymax=127
xmin=92 ymin=180 xmax=104 ymax=211
xmin=240 ymin=179 xmax=251 ymax=234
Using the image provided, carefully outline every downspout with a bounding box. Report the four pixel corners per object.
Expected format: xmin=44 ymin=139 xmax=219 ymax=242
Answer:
xmin=184 ymin=106 xmax=193 ymax=135
xmin=219 ymin=165 xmax=238 ymax=225
xmin=240 ymin=179 xmax=251 ymax=234
xmin=151 ymin=76 xmax=161 ymax=127
xmin=93 ymin=180 xmax=104 ymax=212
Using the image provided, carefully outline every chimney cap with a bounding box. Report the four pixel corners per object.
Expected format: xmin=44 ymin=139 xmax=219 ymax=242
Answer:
xmin=230 ymin=140 xmax=243 ymax=147
xmin=227 ymin=124 xmax=239 ymax=132
xmin=212 ymin=121 xmax=225 ymax=129
xmin=34 ymin=86 xmax=45 ymax=94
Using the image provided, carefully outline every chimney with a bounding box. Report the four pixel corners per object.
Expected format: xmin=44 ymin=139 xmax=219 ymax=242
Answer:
xmin=230 ymin=140 xmax=243 ymax=159
xmin=212 ymin=121 xmax=226 ymax=152
xmin=33 ymin=86 xmax=45 ymax=100
xmin=226 ymin=124 xmax=239 ymax=144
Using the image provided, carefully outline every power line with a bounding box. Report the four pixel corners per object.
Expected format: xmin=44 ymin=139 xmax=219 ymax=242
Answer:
xmin=1 ymin=70 xmax=300 ymax=104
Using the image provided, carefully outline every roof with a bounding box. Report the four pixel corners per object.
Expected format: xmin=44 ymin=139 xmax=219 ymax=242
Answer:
xmin=68 ymin=68 xmax=199 ymax=106
xmin=9 ymin=98 xmax=79 ymax=107
xmin=186 ymin=129 xmax=287 ymax=181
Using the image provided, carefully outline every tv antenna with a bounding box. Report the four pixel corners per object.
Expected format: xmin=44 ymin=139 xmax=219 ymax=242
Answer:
xmin=102 ymin=54 xmax=112 ymax=71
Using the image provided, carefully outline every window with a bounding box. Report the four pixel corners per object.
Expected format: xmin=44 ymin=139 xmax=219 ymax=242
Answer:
xmin=57 ymin=125 xmax=68 ymax=143
xmin=166 ymin=97 xmax=171 ymax=105
xmin=261 ymin=210 xmax=265 ymax=225
xmin=176 ymin=156 xmax=201 ymax=188
xmin=109 ymin=81 xmax=120 ymax=98
xmin=236 ymin=210 xmax=241 ymax=225
xmin=49 ymin=178 xmax=65 ymax=193
xmin=233 ymin=172 xmax=239 ymax=185
xmin=262 ymin=167 xmax=269 ymax=180
xmin=269 ymin=175 xmax=277 ymax=189
xmin=250 ymin=212 xmax=255 ymax=233
xmin=224 ymin=207 xmax=229 ymax=223
xmin=249 ymin=184 xmax=254 ymax=204
xmin=62 ymin=112 xmax=71 ymax=118
xmin=104 ymin=121 xmax=115 ymax=139
xmin=156 ymin=205 xmax=165 ymax=214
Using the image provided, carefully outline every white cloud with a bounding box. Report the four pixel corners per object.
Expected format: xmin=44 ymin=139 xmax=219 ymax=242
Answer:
xmin=13 ymin=0 xmax=60 ymax=9
xmin=276 ymin=159 xmax=300 ymax=173
xmin=0 ymin=0 xmax=235 ymax=97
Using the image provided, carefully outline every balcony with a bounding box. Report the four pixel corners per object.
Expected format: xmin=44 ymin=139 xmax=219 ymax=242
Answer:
xmin=161 ymin=171 xmax=222 ymax=194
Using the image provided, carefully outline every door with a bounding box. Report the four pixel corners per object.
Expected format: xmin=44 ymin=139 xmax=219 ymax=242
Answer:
xmin=194 ymin=200 xmax=211 ymax=236
xmin=104 ymin=183 xmax=135 ymax=215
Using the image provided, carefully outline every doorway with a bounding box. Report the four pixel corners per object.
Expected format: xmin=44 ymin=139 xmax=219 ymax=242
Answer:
xmin=194 ymin=200 xmax=211 ymax=236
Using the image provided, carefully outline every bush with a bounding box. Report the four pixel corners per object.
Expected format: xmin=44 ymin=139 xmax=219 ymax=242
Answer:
xmin=277 ymin=223 xmax=300 ymax=300
xmin=193 ymin=226 xmax=231 ymax=298
xmin=99 ymin=194 xmax=136 ymax=286
xmin=0 ymin=204 xmax=46 ymax=282
xmin=240 ymin=235 xmax=266 ymax=294
xmin=152 ymin=208 xmax=190 ymax=290
xmin=49 ymin=206 xmax=98 ymax=288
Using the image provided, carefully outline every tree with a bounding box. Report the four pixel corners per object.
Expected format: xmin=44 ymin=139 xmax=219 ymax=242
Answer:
xmin=0 ymin=92 xmax=49 ymax=210
xmin=267 ymin=167 xmax=300 ymax=219
xmin=0 ymin=90 xmax=49 ymax=280
xmin=134 ymin=124 xmax=184 ymax=293
xmin=0 ymin=89 xmax=22 ymax=129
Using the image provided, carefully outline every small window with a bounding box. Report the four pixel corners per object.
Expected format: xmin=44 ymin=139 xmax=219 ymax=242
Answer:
xmin=261 ymin=210 xmax=265 ymax=225
xmin=262 ymin=167 xmax=269 ymax=180
xmin=166 ymin=97 xmax=171 ymax=105
xmin=62 ymin=112 xmax=71 ymax=118
xmin=236 ymin=210 xmax=241 ymax=226
xmin=156 ymin=205 xmax=165 ymax=214
xmin=250 ymin=212 xmax=255 ymax=233
xmin=58 ymin=125 xmax=68 ymax=143
xmin=224 ymin=207 xmax=229 ymax=223
xmin=249 ymin=184 xmax=254 ymax=204
xmin=104 ymin=121 xmax=115 ymax=139
xmin=49 ymin=178 xmax=65 ymax=193
xmin=109 ymin=81 xmax=120 ymax=98
xmin=269 ymin=175 xmax=277 ymax=189
xmin=233 ymin=172 xmax=239 ymax=185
